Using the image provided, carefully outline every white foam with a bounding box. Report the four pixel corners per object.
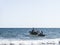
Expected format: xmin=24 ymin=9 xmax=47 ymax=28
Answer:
xmin=0 ymin=38 xmax=60 ymax=45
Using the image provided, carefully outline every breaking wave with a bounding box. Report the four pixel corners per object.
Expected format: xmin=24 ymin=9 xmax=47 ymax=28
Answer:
xmin=0 ymin=38 xmax=60 ymax=45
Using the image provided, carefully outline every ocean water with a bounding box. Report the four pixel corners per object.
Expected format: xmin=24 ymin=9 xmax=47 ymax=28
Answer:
xmin=0 ymin=28 xmax=60 ymax=45
xmin=0 ymin=28 xmax=60 ymax=40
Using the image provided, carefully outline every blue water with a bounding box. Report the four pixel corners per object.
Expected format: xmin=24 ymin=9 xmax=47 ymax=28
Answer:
xmin=0 ymin=28 xmax=60 ymax=40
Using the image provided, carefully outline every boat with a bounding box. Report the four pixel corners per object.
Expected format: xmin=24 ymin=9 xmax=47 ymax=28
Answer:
xmin=29 ymin=28 xmax=45 ymax=37
xmin=38 ymin=33 xmax=45 ymax=36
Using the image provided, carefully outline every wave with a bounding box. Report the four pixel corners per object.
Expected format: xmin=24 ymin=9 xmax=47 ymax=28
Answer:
xmin=0 ymin=38 xmax=60 ymax=45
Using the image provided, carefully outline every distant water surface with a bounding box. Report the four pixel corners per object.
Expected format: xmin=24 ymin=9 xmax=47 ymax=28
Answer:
xmin=0 ymin=28 xmax=60 ymax=40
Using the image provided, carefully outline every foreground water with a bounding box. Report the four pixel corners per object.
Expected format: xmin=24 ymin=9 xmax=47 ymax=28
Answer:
xmin=0 ymin=38 xmax=60 ymax=45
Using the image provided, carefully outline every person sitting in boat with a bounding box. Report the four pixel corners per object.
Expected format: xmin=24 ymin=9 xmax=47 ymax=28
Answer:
xmin=38 ymin=31 xmax=45 ymax=36
xmin=32 ymin=28 xmax=35 ymax=33
xmin=40 ymin=31 xmax=43 ymax=35
xmin=29 ymin=28 xmax=38 ymax=35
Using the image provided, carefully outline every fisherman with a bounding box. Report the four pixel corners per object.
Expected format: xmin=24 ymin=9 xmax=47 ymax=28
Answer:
xmin=32 ymin=28 xmax=35 ymax=33
xmin=38 ymin=31 xmax=45 ymax=36
xmin=40 ymin=31 xmax=43 ymax=34
xmin=30 ymin=28 xmax=38 ymax=35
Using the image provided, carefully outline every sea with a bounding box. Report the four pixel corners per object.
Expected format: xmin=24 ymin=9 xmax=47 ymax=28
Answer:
xmin=0 ymin=28 xmax=60 ymax=40
xmin=0 ymin=28 xmax=60 ymax=45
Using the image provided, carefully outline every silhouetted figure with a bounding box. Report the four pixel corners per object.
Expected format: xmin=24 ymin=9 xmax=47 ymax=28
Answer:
xmin=29 ymin=28 xmax=38 ymax=35
xmin=40 ymin=31 xmax=43 ymax=35
xmin=38 ymin=31 xmax=45 ymax=36
xmin=32 ymin=28 xmax=35 ymax=33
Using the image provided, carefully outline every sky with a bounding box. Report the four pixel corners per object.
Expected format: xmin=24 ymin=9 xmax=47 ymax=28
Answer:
xmin=0 ymin=0 xmax=60 ymax=28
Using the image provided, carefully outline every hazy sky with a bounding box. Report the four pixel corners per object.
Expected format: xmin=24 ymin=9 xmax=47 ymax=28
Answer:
xmin=0 ymin=0 xmax=60 ymax=28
